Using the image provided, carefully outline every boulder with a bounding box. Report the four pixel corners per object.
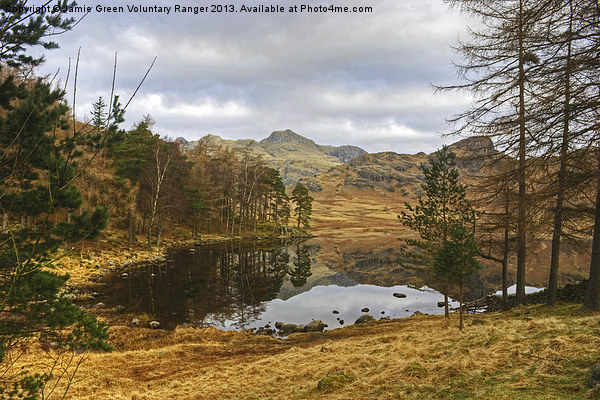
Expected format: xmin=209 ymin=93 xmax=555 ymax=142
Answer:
xmin=304 ymin=320 xmax=326 ymax=332
xmin=332 ymin=310 xmax=339 ymax=314
xmin=275 ymin=322 xmax=300 ymax=333
xmin=437 ymin=301 xmax=445 ymax=308
xmin=591 ymin=365 xmax=600 ymax=388
xmin=361 ymin=307 xmax=369 ymax=313
xmin=393 ymin=293 xmax=407 ymax=298
xmin=149 ymin=321 xmax=160 ymax=329
xmin=131 ymin=318 xmax=140 ymax=327
xmin=354 ymin=314 xmax=376 ymax=325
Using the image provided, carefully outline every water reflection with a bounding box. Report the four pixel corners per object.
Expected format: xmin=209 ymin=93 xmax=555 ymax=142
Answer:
xmin=97 ymin=239 xmax=459 ymax=331
xmin=101 ymin=240 xmax=312 ymax=329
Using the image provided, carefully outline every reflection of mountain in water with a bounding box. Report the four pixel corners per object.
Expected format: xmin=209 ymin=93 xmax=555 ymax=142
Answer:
xmin=278 ymin=272 xmax=357 ymax=300
xmin=306 ymin=238 xmax=498 ymax=302
xmin=92 ymin=238 xmax=500 ymax=331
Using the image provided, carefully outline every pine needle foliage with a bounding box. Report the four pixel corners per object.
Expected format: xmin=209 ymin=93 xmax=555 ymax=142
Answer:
xmin=0 ymin=2 xmax=112 ymax=398
xmin=399 ymin=146 xmax=479 ymax=318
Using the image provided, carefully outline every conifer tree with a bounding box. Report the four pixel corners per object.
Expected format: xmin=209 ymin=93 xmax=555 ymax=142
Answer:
xmin=0 ymin=3 xmax=112 ymax=397
xmin=291 ymin=184 xmax=313 ymax=230
xmin=433 ymin=224 xmax=481 ymax=330
xmin=400 ymin=146 xmax=477 ymax=317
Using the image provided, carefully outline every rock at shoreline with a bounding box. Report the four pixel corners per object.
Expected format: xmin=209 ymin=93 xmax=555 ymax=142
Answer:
xmin=149 ymin=321 xmax=160 ymax=329
xmin=275 ymin=322 xmax=299 ymax=333
xmin=131 ymin=318 xmax=140 ymax=327
xmin=393 ymin=293 xmax=407 ymax=298
xmin=437 ymin=301 xmax=445 ymax=308
xmin=361 ymin=307 xmax=369 ymax=313
xmin=275 ymin=320 xmax=327 ymax=334
xmin=332 ymin=310 xmax=339 ymax=314
xmin=354 ymin=314 xmax=376 ymax=325
xmin=305 ymin=320 xmax=326 ymax=332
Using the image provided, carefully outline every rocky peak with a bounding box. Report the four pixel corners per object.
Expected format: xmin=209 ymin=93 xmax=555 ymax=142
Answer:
xmin=322 ymin=145 xmax=367 ymax=163
xmin=449 ymin=136 xmax=497 ymax=173
xmin=174 ymin=137 xmax=188 ymax=146
xmin=260 ymin=129 xmax=321 ymax=150
xmin=450 ymin=136 xmax=495 ymax=156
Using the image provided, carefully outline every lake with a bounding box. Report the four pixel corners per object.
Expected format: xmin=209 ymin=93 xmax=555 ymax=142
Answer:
xmin=94 ymin=239 xmax=471 ymax=331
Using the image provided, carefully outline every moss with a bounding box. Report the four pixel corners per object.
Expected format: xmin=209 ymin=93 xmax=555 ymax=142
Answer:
xmin=317 ymin=371 xmax=353 ymax=392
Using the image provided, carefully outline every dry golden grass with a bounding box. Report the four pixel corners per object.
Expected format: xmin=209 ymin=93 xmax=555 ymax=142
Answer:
xmin=15 ymin=304 xmax=600 ymax=399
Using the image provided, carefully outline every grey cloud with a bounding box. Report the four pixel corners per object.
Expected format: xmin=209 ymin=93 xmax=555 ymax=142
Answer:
xmin=34 ymin=0 xmax=471 ymax=154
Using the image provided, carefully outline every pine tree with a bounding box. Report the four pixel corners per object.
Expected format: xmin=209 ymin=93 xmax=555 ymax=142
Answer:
xmin=291 ymin=184 xmax=313 ymax=230
xmin=433 ymin=224 xmax=481 ymax=330
xmin=110 ymin=121 xmax=158 ymax=242
xmin=399 ymin=146 xmax=478 ymax=318
xmin=91 ymin=96 xmax=108 ymax=130
xmin=0 ymin=4 xmax=112 ymax=397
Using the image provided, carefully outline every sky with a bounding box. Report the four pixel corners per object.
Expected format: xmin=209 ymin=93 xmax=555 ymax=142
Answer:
xmin=32 ymin=0 xmax=473 ymax=154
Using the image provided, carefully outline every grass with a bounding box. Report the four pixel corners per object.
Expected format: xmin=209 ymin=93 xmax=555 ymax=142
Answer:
xmin=13 ymin=303 xmax=600 ymax=399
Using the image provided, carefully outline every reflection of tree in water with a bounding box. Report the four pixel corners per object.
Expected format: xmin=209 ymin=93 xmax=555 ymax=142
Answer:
xmin=290 ymin=245 xmax=312 ymax=288
xmin=104 ymin=240 xmax=300 ymax=329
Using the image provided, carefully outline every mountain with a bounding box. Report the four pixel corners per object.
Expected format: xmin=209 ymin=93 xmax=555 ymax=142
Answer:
xmin=299 ymin=136 xmax=495 ymax=195
xmin=176 ymin=130 xmax=367 ymax=186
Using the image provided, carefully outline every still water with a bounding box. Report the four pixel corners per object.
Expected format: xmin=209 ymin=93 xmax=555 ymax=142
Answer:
xmin=97 ymin=240 xmax=459 ymax=330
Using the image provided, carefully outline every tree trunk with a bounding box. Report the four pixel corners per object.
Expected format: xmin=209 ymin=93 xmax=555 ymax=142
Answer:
xmin=156 ymin=215 xmax=164 ymax=247
xmin=2 ymin=212 xmax=7 ymax=231
xmin=583 ymin=150 xmax=600 ymax=312
xmin=502 ymin=193 xmax=510 ymax=311
xmin=516 ymin=0 xmax=527 ymax=306
xmin=459 ymin=278 xmax=464 ymax=331
xmin=147 ymin=216 xmax=154 ymax=250
xmin=192 ymin=211 xmax=198 ymax=238
xmin=444 ymin=291 xmax=449 ymax=319
xmin=128 ymin=212 xmax=136 ymax=243
xmin=547 ymin=0 xmax=573 ymax=306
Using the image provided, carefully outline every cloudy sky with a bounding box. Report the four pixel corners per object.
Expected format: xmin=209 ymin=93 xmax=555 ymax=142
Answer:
xmin=34 ymin=0 xmax=473 ymax=154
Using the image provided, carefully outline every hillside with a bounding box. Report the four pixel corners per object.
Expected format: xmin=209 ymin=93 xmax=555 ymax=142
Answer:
xmin=177 ymin=129 xmax=367 ymax=185
xmin=299 ymin=136 xmax=495 ymax=239
xmin=294 ymin=136 xmax=589 ymax=291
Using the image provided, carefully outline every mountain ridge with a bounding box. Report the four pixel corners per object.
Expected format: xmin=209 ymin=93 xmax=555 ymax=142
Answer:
xmin=175 ymin=131 xmax=494 ymax=189
xmin=176 ymin=129 xmax=367 ymax=185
